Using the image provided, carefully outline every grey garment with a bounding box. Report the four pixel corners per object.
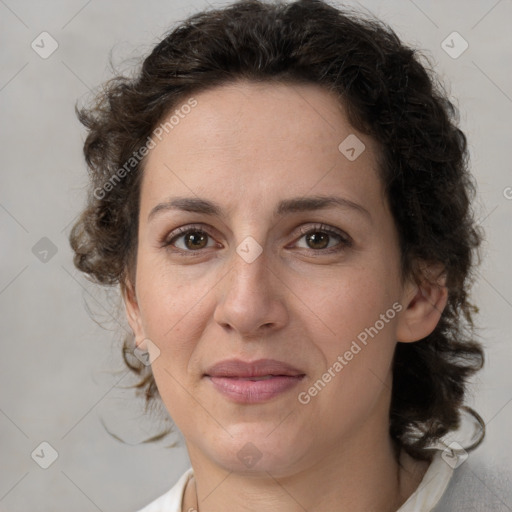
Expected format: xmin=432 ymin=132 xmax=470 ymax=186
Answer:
xmin=432 ymin=457 xmax=512 ymax=512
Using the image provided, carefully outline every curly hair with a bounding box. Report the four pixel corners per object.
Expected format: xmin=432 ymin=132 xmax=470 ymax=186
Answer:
xmin=70 ymin=0 xmax=485 ymax=460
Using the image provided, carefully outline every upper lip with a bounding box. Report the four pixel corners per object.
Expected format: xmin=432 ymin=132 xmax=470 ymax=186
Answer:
xmin=204 ymin=358 xmax=305 ymax=378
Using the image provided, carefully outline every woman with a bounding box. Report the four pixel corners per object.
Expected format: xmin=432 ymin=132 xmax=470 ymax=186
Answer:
xmin=70 ymin=1 xmax=494 ymax=510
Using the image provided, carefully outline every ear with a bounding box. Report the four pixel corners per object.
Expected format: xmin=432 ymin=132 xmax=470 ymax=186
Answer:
xmin=121 ymin=277 xmax=148 ymax=351
xmin=396 ymin=262 xmax=448 ymax=343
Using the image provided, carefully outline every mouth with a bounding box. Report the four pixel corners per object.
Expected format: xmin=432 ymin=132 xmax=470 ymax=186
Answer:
xmin=232 ymin=375 xmax=281 ymax=381
xmin=204 ymin=358 xmax=305 ymax=378
xmin=204 ymin=358 xmax=306 ymax=404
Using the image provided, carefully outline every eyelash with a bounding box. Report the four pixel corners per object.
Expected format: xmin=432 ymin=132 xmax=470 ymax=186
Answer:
xmin=161 ymin=223 xmax=352 ymax=256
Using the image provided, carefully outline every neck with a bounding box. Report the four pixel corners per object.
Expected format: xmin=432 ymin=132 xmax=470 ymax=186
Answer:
xmin=183 ymin=427 xmax=429 ymax=512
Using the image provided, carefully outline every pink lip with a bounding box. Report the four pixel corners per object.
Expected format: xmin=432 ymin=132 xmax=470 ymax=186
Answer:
xmin=204 ymin=358 xmax=305 ymax=404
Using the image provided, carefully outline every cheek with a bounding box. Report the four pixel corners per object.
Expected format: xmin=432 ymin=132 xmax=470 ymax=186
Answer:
xmin=134 ymin=262 xmax=211 ymax=422
xmin=297 ymin=294 xmax=399 ymax=437
xmin=300 ymin=260 xmax=401 ymax=397
xmin=135 ymin=258 xmax=207 ymax=355
xmin=308 ymin=261 xmax=400 ymax=343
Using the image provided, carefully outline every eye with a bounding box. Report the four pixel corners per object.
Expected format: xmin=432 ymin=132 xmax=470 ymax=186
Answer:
xmin=161 ymin=223 xmax=352 ymax=256
xmin=162 ymin=224 xmax=218 ymax=253
xmin=293 ymin=224 xmax=352 ymax=253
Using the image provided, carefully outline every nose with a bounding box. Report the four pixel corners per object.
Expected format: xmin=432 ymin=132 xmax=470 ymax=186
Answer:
xmin=213 ymin=240 xmax=289 ymax=339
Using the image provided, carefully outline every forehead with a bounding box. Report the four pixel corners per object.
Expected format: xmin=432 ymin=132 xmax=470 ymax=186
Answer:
xmin=140 ymin=80 xmax=384 ymax=218
xmin=154 ymin=80 xmax=358 ymax=158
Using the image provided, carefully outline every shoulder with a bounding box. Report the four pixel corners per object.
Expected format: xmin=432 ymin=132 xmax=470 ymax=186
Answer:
xmin=135 ymin=468 xmax=194 ymax=512
xmin=433 ymin=455 xmax=512 ymax=512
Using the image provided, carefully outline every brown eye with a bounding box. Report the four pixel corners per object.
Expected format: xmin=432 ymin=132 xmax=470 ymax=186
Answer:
xmin=163 ymin=226 xmax=216 ymax=252
xmin=305 ymin=231 xmax=330 ymax=250
xmin=182 ymin=230 xmax=209 ymax=250
xmin=295 ymin=224 xmax=352 ymax=253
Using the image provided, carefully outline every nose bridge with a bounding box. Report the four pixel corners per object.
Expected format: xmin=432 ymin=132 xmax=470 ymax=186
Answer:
xmin=228 ymin=206 xmax=279 ymax=288
xmin=227 ymin=206 xmax=273 ymax=279
xmin=227 ymin=234 xmax=272 ymax=304
xmin=213 ymin=230 xmax=288 ymax=336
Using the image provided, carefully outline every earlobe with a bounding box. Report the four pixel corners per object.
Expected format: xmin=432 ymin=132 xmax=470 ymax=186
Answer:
xmin=121 ymin=278 xmax=148 ymax=350
xmin=396 ymin=266 xmax=448 ymax=343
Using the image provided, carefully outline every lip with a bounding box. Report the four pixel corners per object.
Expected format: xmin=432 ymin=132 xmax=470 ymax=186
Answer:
xmin=205 ymin=358 xmax=304 ymax=378
xmin=204 ymin=358 xmax=306 ymax=404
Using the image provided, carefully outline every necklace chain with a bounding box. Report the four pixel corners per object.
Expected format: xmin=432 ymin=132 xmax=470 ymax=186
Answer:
xmin=187 ymin=476 xmax=198 ymax=512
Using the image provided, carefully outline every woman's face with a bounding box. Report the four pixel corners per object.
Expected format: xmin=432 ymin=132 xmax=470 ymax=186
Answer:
xmin=125 ymin=81 xmax=431 ymax=475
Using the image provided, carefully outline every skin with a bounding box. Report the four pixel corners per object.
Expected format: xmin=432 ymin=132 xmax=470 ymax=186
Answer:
xmin=123 ymin=80 xmax=448 ymax=512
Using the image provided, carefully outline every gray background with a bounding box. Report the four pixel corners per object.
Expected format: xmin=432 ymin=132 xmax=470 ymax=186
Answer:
xmin=1 ymin=0 xmax=511 ymax=510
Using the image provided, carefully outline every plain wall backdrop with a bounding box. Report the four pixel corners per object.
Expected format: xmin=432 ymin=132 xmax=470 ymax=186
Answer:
xmin=1 ymin=0 xmax=511 ymax=510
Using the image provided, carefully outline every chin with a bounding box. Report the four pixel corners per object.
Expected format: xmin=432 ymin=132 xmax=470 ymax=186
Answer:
xmin=202 ymin=426 xmax=309 ymax=476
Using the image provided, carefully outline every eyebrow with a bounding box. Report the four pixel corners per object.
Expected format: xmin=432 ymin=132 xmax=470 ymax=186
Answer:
xmin=147 ymin=195 xmax=372 ymax=222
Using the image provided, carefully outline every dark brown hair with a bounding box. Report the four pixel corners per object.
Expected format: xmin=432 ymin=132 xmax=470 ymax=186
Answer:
xmin=70 ymin=0 xmax=485 ymax=460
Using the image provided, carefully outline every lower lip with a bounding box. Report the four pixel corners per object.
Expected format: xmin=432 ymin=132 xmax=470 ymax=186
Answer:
xmin=206 ymin=375 xmax=304 ymax=403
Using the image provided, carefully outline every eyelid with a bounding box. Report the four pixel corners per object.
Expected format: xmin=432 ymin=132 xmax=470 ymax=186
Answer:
xmin=291 ymin=223 xmax=353 ymax=253
xmin=296 ymin=223 xmax=352 ymax=245
xmin=160 ymin=223 xmax=218 ymax=247
xmin=161 ymin=222 xmax=353 ymax=253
